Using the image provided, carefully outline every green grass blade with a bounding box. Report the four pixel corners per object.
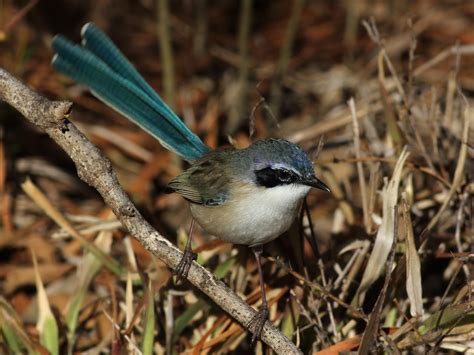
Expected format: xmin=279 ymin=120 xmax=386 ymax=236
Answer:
xmin=1 ymin=321 xmax=23 ymax=354
xmin=142 ymin=282 xmax=155 ymax=355
xmin=41 ymin=317 xmax=59 ymax=355
xmin=33 ymin=250 xmax=59 ymax=355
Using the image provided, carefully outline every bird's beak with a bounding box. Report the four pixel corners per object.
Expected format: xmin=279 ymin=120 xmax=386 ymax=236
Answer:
xmin=303 ymin=175 xmax=331 ymax=192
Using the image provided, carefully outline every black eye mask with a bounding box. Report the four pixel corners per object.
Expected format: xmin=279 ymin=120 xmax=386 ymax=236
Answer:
xmin=254 ymin=167 xmax=298 ymax=188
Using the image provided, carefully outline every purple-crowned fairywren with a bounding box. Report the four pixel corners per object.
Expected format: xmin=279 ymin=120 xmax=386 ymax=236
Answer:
xmin=51 ymin=23 xmax=330 ymax=344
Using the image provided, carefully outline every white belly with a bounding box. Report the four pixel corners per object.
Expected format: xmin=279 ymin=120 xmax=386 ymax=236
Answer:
xmin=190 ymin=184 xmax=311 ymax=246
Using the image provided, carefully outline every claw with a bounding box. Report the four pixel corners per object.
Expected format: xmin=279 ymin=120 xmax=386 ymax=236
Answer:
xmin=174 ymin=219 xmax=197 ymax=283
xmin=174 ymin=249 xmax=197 ymax=282
xmin=247 ymin=304 xmax=269 ymax=346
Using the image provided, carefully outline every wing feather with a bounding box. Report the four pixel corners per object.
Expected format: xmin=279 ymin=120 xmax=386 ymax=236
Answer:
xmin=167 ymin=153 xmax=231 ymax=206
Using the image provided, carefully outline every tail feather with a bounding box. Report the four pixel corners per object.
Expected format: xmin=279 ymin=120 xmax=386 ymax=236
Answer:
xmin=80 ymin=23 xmax=158 ymax=104
xmin=52 ymin=23 xmax=210 ymax=161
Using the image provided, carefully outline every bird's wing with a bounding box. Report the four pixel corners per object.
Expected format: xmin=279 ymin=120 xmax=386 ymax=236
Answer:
xmin=167 ymin=173 xmax=204 ymax=205
xmin=167 ymin=155 xmax=231 ymax=206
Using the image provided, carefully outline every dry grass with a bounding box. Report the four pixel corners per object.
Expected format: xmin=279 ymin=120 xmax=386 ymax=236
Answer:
xmin=0 ymin=0 xmax=473 ymax=353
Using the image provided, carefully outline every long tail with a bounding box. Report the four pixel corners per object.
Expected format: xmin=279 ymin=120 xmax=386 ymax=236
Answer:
xmin=52 ymin=23 xmax=210 ymax=161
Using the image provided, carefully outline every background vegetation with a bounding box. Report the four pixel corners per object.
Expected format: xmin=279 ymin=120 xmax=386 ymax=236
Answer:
xmin=0 ymin=0 xmax=473 ymax=353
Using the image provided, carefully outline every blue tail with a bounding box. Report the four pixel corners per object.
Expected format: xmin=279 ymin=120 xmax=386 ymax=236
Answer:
xmin=52 ymin=23 xmax=210 ymax=161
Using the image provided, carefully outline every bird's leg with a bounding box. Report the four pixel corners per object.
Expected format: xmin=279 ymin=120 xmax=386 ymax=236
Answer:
xmin=247 ymin=245 xmax=269 ymax=346
xmin=174 ymin=219 xmax=197 ymax=282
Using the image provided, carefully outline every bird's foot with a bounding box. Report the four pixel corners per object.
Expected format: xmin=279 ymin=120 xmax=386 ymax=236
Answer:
xmin=174 ymin=249 xmax=197 ymax=283
xmin=247 ymin=304 xmax=269 ymax=346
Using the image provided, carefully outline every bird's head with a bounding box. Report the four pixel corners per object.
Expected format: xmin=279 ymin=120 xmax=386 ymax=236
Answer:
xmin=245 ymin=139 xmax=330 ymax=192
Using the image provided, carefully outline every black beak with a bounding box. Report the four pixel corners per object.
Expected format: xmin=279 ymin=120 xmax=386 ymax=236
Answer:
xmin=303 ymin=175 xmax=331 ymax=192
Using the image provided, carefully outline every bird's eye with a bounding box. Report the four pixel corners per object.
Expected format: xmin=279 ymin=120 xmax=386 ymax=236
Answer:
xmin=277 ymin=169 xmax=294 ymax=183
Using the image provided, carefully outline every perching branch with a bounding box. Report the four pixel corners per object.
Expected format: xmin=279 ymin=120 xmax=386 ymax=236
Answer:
xmin=0 ymin=68 xmax=301 ymax=354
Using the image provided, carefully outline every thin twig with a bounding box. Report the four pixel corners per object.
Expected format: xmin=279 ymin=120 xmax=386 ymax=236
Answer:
xmin=227 ymin=0 xmax=253 ymax=134
xmin=358 ymin=208 xmax=399 ymax=354
xmin=269 ymin=0 xmax=305 ymax=115
xmin=157 ymin=0 xmax=176 ymax=109
xmin=348 ymin=98 xmax=370 ymax=232
xmin=249 ymin=87 xmax=280 ymax=138
xmin=0 ymin=0 xmax=39 ymax=38
xmin=269 ymin=255 xmax=368 ymax=322
xmin=454 ymin=192 xmax=470 ymax=280
xmin=406 ymin=19 xmax=417 ymax=107
xmin=193 ymin=0 xmax=207 ymax=56
xmin=362 ymin=18 xmax=408 ymax=106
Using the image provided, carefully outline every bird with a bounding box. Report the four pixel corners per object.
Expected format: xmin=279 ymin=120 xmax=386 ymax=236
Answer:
xmin=51 ymin=22 xmax=330 ymax=344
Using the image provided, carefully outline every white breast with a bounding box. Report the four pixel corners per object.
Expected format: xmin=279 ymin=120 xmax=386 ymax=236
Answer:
xmin=190 ymin=184 xmax=311 ymax=246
